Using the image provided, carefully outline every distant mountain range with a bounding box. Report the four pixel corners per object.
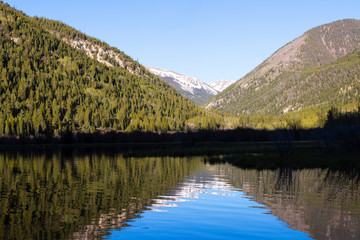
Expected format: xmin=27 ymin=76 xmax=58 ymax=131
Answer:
xmin=145 ymin=66 xmax=234 ymax=104
xmin=205 ymin=19 xmax=360 ymax=115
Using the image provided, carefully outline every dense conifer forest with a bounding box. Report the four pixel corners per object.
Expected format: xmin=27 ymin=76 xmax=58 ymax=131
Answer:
xmin=0 ymin=2 xmax=223 ymax=136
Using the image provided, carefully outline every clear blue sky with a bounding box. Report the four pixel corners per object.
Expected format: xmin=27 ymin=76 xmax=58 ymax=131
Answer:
xmin=4 ymin=0 xmax=360 ymax=83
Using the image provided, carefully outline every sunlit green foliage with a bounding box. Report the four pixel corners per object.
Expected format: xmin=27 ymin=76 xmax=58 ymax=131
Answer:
xmin=0 ymin=2 xmax=224 ymax=136
xmin=233 ymin=102 xmax=360 ymax=129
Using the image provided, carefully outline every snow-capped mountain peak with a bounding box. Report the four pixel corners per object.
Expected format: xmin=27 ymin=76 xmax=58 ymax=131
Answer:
xmin=146 ymin=66 xmax=217 ymax=95
xmin=145 ymin=66 xmax=218 ymax=104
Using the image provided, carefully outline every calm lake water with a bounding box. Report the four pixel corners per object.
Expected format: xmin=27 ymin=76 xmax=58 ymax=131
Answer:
xmin=0 ymin=149 xmax=359 ymax=239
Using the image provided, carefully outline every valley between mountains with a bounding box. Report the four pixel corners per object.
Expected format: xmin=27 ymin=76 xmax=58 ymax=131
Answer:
xmin=145 ymin=66 xmax=234 ymax=105
xmin=0 ymin=1 xmax=360 ymax=137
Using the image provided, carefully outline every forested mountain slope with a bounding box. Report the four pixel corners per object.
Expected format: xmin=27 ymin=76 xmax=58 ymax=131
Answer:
xmin=0 ymin=3 xmax=221 ymax=136
xmin=205 ymin=19 xmax=360 ymax=115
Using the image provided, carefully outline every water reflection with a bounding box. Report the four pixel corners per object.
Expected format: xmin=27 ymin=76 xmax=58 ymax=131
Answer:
xmin=0 ymin=150 xmax=359 ymax=240
xmin=209 ymin=164 xmax=360 ymax=240
xmin=0 ymin=151 xmax=203 ymax=239
xmin=150 ymin=173 xmax=235 ymax=212
xmin=108 ymin=167 xmax=309 ymax=240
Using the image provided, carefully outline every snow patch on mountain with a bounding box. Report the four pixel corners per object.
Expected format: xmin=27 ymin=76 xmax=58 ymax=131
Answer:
xmin=209 ymin=80 xmax=235 ymax=92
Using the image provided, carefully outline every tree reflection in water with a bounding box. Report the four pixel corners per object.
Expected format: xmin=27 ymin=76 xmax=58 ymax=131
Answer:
xmin=209 ymin=163 xmax=360 ymax=240
xmin=0 ymin=150 xmax=204 ymax=239
xmin=0 ymin=149 xmax=359 ymax=240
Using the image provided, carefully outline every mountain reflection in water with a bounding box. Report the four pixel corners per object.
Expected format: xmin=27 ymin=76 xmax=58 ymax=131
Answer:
xmin=209 ymin=164 xmax=360 ymax=240
xmin=108 ymin=167 xmax=309 ymax=240
xmin=0 ymin=151 xmax=203 ymax=239
xmin=0 ymin=150 xmax=359 ymax=239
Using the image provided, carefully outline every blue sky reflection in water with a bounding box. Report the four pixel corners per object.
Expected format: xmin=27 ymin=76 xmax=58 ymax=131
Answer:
xmin=106 ymin=168 xmax=309 ymax=240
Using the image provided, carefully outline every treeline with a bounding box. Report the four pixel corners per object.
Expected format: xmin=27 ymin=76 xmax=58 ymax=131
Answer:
xmin=321 ymin=106 xmax=360 ymax=152
xmin=324 ymin=106 xmax=360 ymax=128
xmin=35 ymin=16 xmax=143 ymax=73
xmin=0 ymin=107 xmax=359 ymax=149
xmin=0 ymin=2 xmax=223 ymax=136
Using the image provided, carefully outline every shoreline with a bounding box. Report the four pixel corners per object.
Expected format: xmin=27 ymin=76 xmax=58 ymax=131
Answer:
xmin=0 ymin=139 xmax=358 ymax=170
xmin=0 ymin=128 xmax=319 ymax=145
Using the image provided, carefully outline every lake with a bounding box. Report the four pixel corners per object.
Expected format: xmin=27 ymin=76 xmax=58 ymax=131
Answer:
xmin=0 ymin=148 xmax=359 ymax=239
